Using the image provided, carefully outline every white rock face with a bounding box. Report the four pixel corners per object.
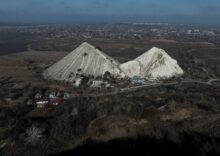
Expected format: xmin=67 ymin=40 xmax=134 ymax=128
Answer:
xmin=43 ymin=42 xmax=125 ymax=82
xmin=120 ymin=47 xmax=184 ymax=80
xmin=120 ymin=60 xmax=141 ymax=78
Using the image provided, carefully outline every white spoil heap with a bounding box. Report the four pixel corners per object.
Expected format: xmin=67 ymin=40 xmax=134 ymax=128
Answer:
xmin=120 ymin=47 xmax=184 ymax=80
xmin=43 ymin=42 xmax=125 ymax=82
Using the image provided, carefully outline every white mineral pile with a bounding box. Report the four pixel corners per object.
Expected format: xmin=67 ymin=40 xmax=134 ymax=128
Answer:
xmin=120 ymin=47 xmax=184 ymax=80
xmin=43 ymin=42 xmax=125 ymax=82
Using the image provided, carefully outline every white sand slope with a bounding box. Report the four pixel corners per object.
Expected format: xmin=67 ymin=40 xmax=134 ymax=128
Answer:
xmin=43 ymin=42 xmax=125 ymax=82
xmin=120 ymin=47 xmax=184 ymax=79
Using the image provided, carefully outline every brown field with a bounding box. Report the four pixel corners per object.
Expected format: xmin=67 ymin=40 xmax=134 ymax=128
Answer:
xmin=0 ymin=38 xmax=220 ymax=156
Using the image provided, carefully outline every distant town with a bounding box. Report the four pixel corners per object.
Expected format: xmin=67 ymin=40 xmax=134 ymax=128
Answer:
xmin=0 ymin=23 xmax=220 ymax=45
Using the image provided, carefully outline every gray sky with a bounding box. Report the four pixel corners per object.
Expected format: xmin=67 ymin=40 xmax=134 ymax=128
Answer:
xmin=0 ymin=0 xmax=220 ymax=24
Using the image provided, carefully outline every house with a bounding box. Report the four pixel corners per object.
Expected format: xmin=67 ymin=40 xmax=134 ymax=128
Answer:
xmin=51 ymin=98 xmax=62 ymax=106
xmin=32 ymin=91 xmax=68 ymax=108
xmin=34 ymin=93 xmax=42 ymax=100
xmin=36 ymin=100 xmax=49 ymax=108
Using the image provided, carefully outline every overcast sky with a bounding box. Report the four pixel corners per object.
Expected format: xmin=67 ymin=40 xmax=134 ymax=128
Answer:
xmin=0 ymin=0 xmax=220 ymax=24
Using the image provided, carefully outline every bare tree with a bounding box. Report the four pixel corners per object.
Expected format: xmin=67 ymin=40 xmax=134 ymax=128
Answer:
xmin=25 ymin=126 xmax=44 ymax=145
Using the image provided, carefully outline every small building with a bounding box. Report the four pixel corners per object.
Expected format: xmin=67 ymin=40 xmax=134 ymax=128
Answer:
xmin=36 ymin=100 xmax=49 ymax=108
xmin=90 ymin=80 xmax=110 ymax=88
xmin=51 ymin=98 xmax=62 ymax=106
xmin=132 ymin=76 xmax=144 ymax=86
xmin=48 ymin=92 xmax=56 ymax=99
xmin=34 ymin=93 xmax=42 ymax=100
xmin=63 ymin=92 xmax=71 ymax=100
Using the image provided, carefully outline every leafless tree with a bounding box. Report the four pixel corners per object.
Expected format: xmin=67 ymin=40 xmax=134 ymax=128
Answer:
xmin=25 ymin=125 xmax=44 ymax=145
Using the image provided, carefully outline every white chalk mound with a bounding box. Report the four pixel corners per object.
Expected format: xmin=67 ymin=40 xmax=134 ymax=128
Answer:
xmin=120 ymin=47 xmax=184 ymax=80
xmin=43 ymin=42 xmax=125 ymax=82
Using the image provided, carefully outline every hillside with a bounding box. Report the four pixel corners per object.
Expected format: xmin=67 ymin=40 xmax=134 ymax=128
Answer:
xmin=120 ymin=47 xmax=184 ymax=80
xmin=43 ymin=42 xmax=125 ymax=83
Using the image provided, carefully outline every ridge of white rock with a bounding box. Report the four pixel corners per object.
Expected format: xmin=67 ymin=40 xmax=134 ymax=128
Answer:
xmin=120 ymin=47 xmax=184 ymax=79
xmin=43 ymin=42 xmax=125 ymax=82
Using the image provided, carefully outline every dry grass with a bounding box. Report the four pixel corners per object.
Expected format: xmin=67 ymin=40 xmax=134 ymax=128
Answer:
xmin=160 ymin=108 xmax=192 ymax=121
